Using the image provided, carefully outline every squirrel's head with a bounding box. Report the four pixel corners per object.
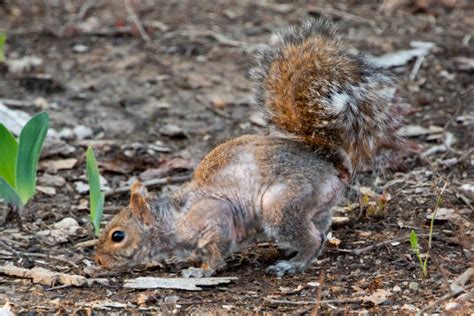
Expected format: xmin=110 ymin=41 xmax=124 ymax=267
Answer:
xmin=95 ymin=181 xmax=172 ymax=269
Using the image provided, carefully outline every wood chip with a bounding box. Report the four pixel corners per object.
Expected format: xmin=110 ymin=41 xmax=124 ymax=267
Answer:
xmin=123 ymin=276 xmax=238 ymax=291
xmin=362 ymin=289 xmax=392 ymax=305
xmin=39 ymin=158 xmax=78 ymax=173
xmin=0 ymin=263 xmax=86 ymax=287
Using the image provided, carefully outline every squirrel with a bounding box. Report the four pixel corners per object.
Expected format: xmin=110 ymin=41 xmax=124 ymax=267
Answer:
xmin=95 ymin=19 xmax=405 ymax=277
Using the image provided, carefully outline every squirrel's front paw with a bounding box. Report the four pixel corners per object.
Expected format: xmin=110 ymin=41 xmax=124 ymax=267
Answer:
xmin=266 ymin=261 xmax=299 ymax=277
xmin=181 ymin=266 xmax=214 ymax=278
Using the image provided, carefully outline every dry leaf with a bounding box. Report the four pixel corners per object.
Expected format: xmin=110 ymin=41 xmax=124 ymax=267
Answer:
xmin=36 ymin=186 xmax=56 ymax=195
xmin=37 ymin=217 xmax=85 ymax=243
xmin=139 ymin=158 xmax=193 ymax=181
xmin=39 ymin=158 xmax=78 ymax=173
xmin=99 ymin=159 xmax=136 ymax=174
xmin=362 ymin=289 xmax=392 ymax=305
xmin=38 ymin=173 xmax=66 ymax=187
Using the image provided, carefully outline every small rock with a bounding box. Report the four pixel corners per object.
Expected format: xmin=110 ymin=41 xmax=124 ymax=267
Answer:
xmin=460 ymin=183 xmax=474 ymax=198
xmin=58 ymin=128 xmax=75 ymax=140
xmin=392 ymin=285 xmax=401 ymax=292
xmin=76 ymin=16 xmax=100 ymax=33
xmin=408 ymin=282 xmax=418 ymax=291
xmin=444 ymin=302 xmax=462 ymax=312
xmin=159 ymin=124 xmax=186 ymax=138
xmin=34 ymin=97 xmax=49 ymax=109
xmin=307 ymin=281 xmax=320 ymax=287
xmin=164 ymin=295 xmax=180 ymax=303
xmin=72 ymin=44 xmax=89 ymax=53
xmin=37 ymin=217 xmax=85 ymax=243
xmin=401 ymin=304 xmax=416 ymax=311
xmin=74 ymin=181 xmax=89 ymax=194
xmin=73 ymin=125 xmax=93 ymax=140
xmin=249 ymin=112 xmax=267 ymax=127
xmin=38 ymin=173 xmax=66 ymax=187
xmin=7 ymin=56 xmax=43 ymax=75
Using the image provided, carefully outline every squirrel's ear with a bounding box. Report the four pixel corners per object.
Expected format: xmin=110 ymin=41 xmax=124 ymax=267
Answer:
xmin=129 ymin=181 xmax=154 ymax=225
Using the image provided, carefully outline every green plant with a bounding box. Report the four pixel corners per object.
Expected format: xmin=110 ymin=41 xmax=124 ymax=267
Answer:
xmin=0 ymin=32 xmax=6 ymax=62
xmin=86 ymin=146 xmax=104 ymax=236
xmin=409 ymin=229 xmax=427 ymax=278
xmin=409 ymin=182 xmax=448 ymax=278
xmin=0 ymin=112 xmax=49 ymax=207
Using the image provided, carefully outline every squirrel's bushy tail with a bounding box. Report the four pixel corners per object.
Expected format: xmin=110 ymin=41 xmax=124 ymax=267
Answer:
xmin=252 ymin=19 xmax=404 ymax=170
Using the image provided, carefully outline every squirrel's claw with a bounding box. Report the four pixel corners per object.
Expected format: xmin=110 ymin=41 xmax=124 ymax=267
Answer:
xmin=266 ymin=260 xmax=301 ymax=277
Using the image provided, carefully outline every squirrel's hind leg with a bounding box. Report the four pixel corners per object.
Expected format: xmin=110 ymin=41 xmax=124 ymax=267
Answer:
xmin=265 ymin=219 xmax=324 ymax=277
xmin=262 ymin=187 xmax=328 ymax=277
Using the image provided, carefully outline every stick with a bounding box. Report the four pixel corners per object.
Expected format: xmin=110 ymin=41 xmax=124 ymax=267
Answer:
xmin=0 ymin=241 xmax=79 ymax=269
xmin=0 ymin=98 xmax=35 ymax=107
xmin=264 ymin=297 xmax=362 ymax=305
xmin=124 ymin=0 xmax=156 ymax=49
xmin=417 ymin=283 xmax=474 ymax=315
xmin=105 ymin=174 xmax=192 ymax=197
xmin=313 ymin=272 xmax=325 ymax=315
xmin=308 ymin=7 xmax=376 ymax=27
xmin=336 ymin=233 xmax=436 ymax=255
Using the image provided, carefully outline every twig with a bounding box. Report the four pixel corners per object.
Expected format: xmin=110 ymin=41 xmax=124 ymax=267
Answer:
xmin=313 ymin=272 xmax=325 ymax=315
xmin=74 ymin=239 xmax=98 ymax=249
xmin=336 ymin=233 xmax=436 ymax=255
xmin=105 ymin=174 xmax=192 ymax=197
xmin=124 ymin=0 xmax=156 ymax=49
xmin=196 ymin=95 xmax=232 ymax=119
xmin=417 ymin=283 xmax=474 ymax=315
xmin=0 ymin=98 xmax=35 ymax=107
xmin=308 ymin=6 xmax=376 ymax=28
xmin=163 ymin=29 xmax=245 ymax=47
xmin=410 ymin=56 xmax=425 ymax=81
xmin=0 ymin=240 xmax=79 ymax=269
xmin=76 ymin=0 xmax=97 ymax=21
xmin=264 ymin=297 xmax=362 ymax=305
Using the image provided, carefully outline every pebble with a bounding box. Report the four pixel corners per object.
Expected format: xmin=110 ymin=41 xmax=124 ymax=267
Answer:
xmin=392 ymin=285 xmax=401 ymax=292
xmin=409 ymin=282 xmax=419 ymax=291
xmin=58 ymin=128 xmax=75 ymax=140
xmin=72 ymin=44 xmax=89 ymax=53
xmin=73 ymin=125 xmax=93 ymax=140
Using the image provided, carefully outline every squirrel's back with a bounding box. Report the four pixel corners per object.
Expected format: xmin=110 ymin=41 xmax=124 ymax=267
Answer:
xmin=252 ymin=19 xmax=403 ymax=170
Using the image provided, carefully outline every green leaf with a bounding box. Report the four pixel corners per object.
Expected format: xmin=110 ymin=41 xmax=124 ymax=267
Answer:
xmin=409 ymin=229 xmax=418 ymax=251
xmin=0 ymin=177 xmax=22 ymax=207
xmin=86 ymin=146 xmax=104 ymax=236
xmin=0 ymin=124 xmax=18 ymax=189
xmin=0 ymin=32 xmax=6 ymax=62
xmin=16 ymin=112 xmax=49 ymax=205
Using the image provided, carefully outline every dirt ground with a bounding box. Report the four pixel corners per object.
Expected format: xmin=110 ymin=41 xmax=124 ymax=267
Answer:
xmin=0 ymin=0 xmax=473 ymax=314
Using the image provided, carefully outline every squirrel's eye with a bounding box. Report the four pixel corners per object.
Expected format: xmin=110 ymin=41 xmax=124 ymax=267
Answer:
xmin=111 ymin=230 xmax=126 ymax=243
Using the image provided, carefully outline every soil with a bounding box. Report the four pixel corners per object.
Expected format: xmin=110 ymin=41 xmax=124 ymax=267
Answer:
xmin=0 ymin=0 xmax=473 ymax=314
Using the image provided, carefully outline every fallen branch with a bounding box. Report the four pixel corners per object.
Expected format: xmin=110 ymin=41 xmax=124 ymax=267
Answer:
xmin=124 ymin=276 xmax=238 ymax=291
xmin=0 ymin=263 xmax=85 ymax=286
xmin=417 ymin=283 xmax=474 ymax=315
xmin=105 ymin=174 xmax=192 ymax=197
